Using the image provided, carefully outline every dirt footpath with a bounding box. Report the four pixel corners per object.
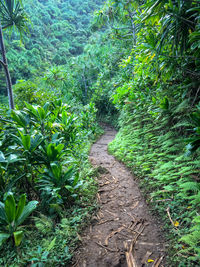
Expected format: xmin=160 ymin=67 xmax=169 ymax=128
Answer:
xmin=74 ymin=127 xmax=166 ymax=267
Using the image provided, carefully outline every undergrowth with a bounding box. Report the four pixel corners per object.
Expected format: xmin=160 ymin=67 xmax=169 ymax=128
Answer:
xmin=0 ymin=141 xmax=99 ymax=267
xmin=108 ymin=104 xmax=200 ymax=267
xmin=0 ymin=99 xmax=103 ymax=266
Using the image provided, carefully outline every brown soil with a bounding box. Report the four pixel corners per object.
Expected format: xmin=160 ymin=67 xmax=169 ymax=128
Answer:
xmin=74 ymin=127 xmax=166 ymax=267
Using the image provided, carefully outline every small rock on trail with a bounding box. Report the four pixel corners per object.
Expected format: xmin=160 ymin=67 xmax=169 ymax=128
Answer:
xmin=74 ymin=127 xmax=166 ymax=267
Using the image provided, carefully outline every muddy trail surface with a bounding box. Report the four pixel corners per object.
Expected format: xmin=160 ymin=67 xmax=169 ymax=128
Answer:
xmin=74 ymin=127 xmax=166 ymax=267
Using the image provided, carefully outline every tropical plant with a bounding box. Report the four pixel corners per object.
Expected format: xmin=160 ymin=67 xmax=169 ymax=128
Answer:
xmin=38 ymin=163 xmax=81 ymax=211
xmin=0 ymin=193 xmax=38 ymax=246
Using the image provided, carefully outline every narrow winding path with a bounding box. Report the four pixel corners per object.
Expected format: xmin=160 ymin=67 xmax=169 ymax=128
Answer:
xmin=74 ymin=127 xmax=165 ymax=267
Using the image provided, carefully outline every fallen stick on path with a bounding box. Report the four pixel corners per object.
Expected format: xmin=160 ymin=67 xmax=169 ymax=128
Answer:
xmin=152 ymin=255 xmax=165 ymax=267
xmin=129 ymin=224 xmax=146 ymax=253
xmin=98 ymin=217 xmax=119 ymax=225
xmin=104 ymin=209 xmax=117 ymax=217
xmin=141 ymin=251 xmax=152 ymax=265
xmin=124 ymin=241 xmax=138 ymax=267
xmin=95 ymin=241 xmax=119 ymax=252
xmin=105 ymin=226 xmax=124 ymax=246
xmin=97 ymin=193 xmax=101 ymax=203
xmin=130 ymin=201 xmax=139 ymax=210
xmin=127 ymin=212 xmax=137 ymax=221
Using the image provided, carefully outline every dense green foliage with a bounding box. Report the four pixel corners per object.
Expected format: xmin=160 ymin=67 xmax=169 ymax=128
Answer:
xmin=0 ymin=1 xmax=104 ymax=264
xmin=0 ymin=0 xmax=200 ymax=266
xmin=0 ymin=98 xmax=101 ymax=265
xmin=0 ymin=0 xmax=103 ymax=97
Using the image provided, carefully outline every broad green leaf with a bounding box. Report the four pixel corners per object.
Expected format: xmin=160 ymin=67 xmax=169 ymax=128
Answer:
xmin=50 ymin=162 xmax=62 ymax=180
xmin=0 ymin=202 xmax=6 ymax=223
xmin=7 ymin=154 xmax=25 ymax=164
xmin=0 ymin=151 xmax=6 ymax=163
xmin=56 ymin=144 xmax=64 ymax=153
xmin=11 ymin=110 xmax=28 ymax=128
xmin=19 ymin=132 xmax=31 ymax=150
xmin=72 ymin=173 xmax=79 ymax=187
xmin=13 ymin=231 xmax=23 ymax=246
xmin=37 ymin=107 xmax=45 ymax=120
xmin=47 ymin=237 xmax=56 ymax=251
xmin=16 ymin=201 xmax=38 ymax=226
xmin=63 ymin=167 xmax=74 ymax=184
xmin=24 ymin=102 xmax=39 ymax=118
xmin=5 ymin=194 xmax=16 ymax=223
xmin=15 ymin=194 xmax=26 ymax=220
xmin=65 ymin=185 xmax=73 ymax=193
xmin=47 ymin=143 xmax=53 ymax=159
xmin=0 ymin=232 xmax=10 ymax=246
xmin=30 ymin=134 xmax=44 ymax=152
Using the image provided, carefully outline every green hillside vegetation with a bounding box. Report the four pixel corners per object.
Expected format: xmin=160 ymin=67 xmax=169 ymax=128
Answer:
xmin=0 ymin=0 xmax=103 ymax=97
xmin=0 ymin=0 xmax=200 ymax=266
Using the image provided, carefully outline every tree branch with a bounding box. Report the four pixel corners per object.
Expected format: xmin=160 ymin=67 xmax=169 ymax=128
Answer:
xmin=2 ymin=24 xmax=13 ymax=30
xmin=0 ymin=59 xmax=6 ymax=68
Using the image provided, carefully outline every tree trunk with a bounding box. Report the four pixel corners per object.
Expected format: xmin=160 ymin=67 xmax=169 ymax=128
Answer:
xmin=0 ymin=24 xmax=15 ymax=109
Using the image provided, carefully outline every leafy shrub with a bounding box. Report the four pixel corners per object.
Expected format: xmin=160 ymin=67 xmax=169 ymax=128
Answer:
xmin=0 ymin=193 xmax=38 ymax=246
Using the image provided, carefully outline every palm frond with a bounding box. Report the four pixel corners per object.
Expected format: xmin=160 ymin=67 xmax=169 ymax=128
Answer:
xmin=0 ymin=0 xmax=29 ymax=34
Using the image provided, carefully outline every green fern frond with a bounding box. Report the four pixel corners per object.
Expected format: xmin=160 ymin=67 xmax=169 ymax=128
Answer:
xmin=180 ymin=182 xmax=200 ymax=193
xmin=191 ymin=192 xmax=200 ymax=205
xmin=173 ymin=99 xmax=190 ymax=114
xmin=172 ymin=120 xmax=193 ymax=129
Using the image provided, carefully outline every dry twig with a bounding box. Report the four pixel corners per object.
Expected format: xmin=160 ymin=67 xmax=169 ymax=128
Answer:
xmin=152 ymin=255 xmax=165 ymax=267
xmin=98 ymin=218 xmax=119 ymax=225
xmin=141 ymin=251 xmax=152 ymax=264
xmin=105 ymin=226 xmax=124 ymax=245
xmin=166 ymin=207 xmax=174 ymax=226
xmin=124 ymin=241 xmax=138 ymax=267
xmin=95 ymin=241 xmax=119 ymax=252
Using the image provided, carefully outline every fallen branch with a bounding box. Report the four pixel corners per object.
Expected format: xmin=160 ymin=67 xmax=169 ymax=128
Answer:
xmin=129 ymin=224 xmax=146 ymax=252
xmin=127 ymin=212 xmax=137 ymax=222
xmin=105 ymin=226 xmax=124 ymax=246
xmin=124 ymin=241 xmax=138 ymax=267
xmin=95 ymin=241 xmax=119 ymax=252
xmin=98 ymin=218 xmax=119 ymax=225
xmin=130 ymin=201 xmax=139 ymax=210
xmin=97 ymin=193 xmax=101 ymax=202
xmin=141 ymin=251 xmax=152 ymax=265
xmin=152 ymin=255 xmax=165 ymax=267
xmin=104 ymin=209 xmax=117 ymax=217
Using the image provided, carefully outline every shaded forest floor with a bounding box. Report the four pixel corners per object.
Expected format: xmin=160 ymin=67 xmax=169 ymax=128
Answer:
xmin=73 ymin=127 xmax=166 ymax=267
